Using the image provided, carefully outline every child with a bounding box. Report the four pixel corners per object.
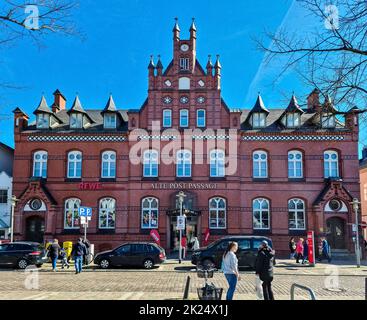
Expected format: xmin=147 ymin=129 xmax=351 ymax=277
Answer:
xmin=60 ymin=248 xmax=70 ymax=269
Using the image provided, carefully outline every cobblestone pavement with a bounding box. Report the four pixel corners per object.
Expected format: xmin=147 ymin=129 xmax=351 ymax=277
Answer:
xmin=0 ymin=259 xmax=366 ymax=300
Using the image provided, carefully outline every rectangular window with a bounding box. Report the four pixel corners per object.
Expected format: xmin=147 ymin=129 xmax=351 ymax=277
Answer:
xmin=180 ymin=58 xmax=189 ymax=71
xmin=252 ymin=113 xmax=266 ymax=128
xmin=104 ymin=114 xmax=117 ymax=129
xmin=70 ymin=113 xmax=83 ymax=128
xmin=180 ymin=110 xmax=189 ymax=127
xmin=0 ymin=190 xmax=7 ymax=204
xmin=197 ymin=110 xmax=206 ymax=127
xmin=322 ymin=114 xmax=336 ymax=128
xmin=36 ymin=114 xmax=50 ymax=129
xmin=163 ymin=110 xmax=172 ymax=128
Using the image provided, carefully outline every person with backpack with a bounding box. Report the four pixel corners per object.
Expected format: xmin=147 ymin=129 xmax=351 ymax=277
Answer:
xmin=71 ymin=238 xmax=87 ymax=274
xmin=255 ymin=240 xmax=276 ymax=300
xmin=48 ymin=239 xmax=61 ymax=272
xmin=221 ymin=241 xmax=240 ymax=300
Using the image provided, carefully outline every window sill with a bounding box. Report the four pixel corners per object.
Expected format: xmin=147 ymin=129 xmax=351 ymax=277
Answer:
xmin=62 ymin=229 xmax=82 ymax=235
xmin=288 ymin=178 xmax=305 ymax=182
xmin=253 ymin=229 xmax=271 ymax=236
xmin=252 ymin=178 xmax=270 ymax=183
xmin=97 ymin=229 xmax=116 ymax=234
xmin=140 ymin=228 xmax=157 ymax=234
xmin=289 ymin=229 xmax=307 ymax=236
xmin=209 ymin=177 xmax=226 ymax=181
xmin=30 ymin=177 xmax=47 ymax=182
xmin=141 ymin=177 xmax=159 ymax=181
xmin=175 ymin=177 xmax=192 ymax=181
xmin=65 ymin=178 xmax=82 ymax=183
xmin=209 ymin=229 xmax=227 ymax=236
xmin=100 ymin=178 xmax=116 ymax=182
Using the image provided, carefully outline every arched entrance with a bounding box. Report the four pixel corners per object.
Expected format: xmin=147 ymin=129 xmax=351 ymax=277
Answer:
xmin=326 ymin=217 xmax=346 ymax=249
xmin=25 ymin=216 xmax=45 ymax=244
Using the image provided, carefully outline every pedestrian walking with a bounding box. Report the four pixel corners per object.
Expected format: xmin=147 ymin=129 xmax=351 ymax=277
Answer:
xmin=255 ymin=240 xmax=276 ymax=300
xmin=318 ymin=237 xmax=332 ymax=263
xmin=222 ymin=241 xmax=240 ymax=300
xmin=60 ymin=248 xmax=70 ymax=269
xmin=295 ymin=238 xmax=304 ymax=263
xmin=191 ymin=236 xmax=200 ymax=251
xmin=71 ymin=238 xmax=87 ymax=274
xmin=82 ymin=238 xmax=91 ymax=265
xmin=289 ymin=237 xmax=296 ymax=259
xmin=302 ymin=239 xmax=308 ymax=264
xmin=181 ymin=236 xmax=187 ymax=259
xmin=48 ymin=239 xmax=61 ymax=272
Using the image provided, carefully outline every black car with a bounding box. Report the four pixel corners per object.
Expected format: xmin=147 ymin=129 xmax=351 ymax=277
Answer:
xmin=191 ymin=236 xmax=273 ymax=269
xmin=94 ymin=242 xmax=166 ymax=269
xmin=0 ymin=242 xmax=48 ymax=269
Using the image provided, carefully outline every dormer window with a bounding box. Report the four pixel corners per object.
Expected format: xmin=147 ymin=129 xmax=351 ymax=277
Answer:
xmin=252 ymin=113 xmax=266 ymax=128
xmin=285 ymin=113 xmax=301 ymax=128
xmin=36 ymin=114 xmax=50 ymax=129
xmin=322 ymin=113 xmax=336 ymax=128
xmin=104 ymin=114 xmax=116 ymax=129
xmin=70 ymin=113 xmax=83 ymax=129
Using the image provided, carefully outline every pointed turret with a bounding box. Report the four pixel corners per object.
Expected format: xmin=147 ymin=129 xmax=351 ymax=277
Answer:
xmin=190 ymin=17 xmax=197 ymax=32
xmin=214 ymin=55 xmax=222 ymax=73
xmin=323 ymin=94 xmax=337 ymax=113
xmin=251 ymin=94 xmax=270 ymax=113
xmin=206 ymin=55 xmax=213 ymax=75
xmin=156 ymin=55 xmax=163 ymax=76
xmin=103 ymin=95 xmax=117 ymax=113
xmin=285 ymin=94 xmax=304 ymax=113
xmin=173 ymin=17 xmax=180 ymax=40
xmin=34 ymin=96 xmax=53 ymax=114
xmin=68 ymin=95 xmax=86 ymax=114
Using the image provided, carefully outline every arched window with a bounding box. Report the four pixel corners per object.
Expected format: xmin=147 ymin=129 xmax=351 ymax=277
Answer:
xmin=163 ymin=109 xmax=172 ymax=128
xmin=99 ymin=198 xmax=116 ymax=229
xmin=179 ymin=77 xmax=190 ymax=90
xmin=143 ymin=150 xmax=159 ymax=177
xmin=64 ymin=198 xmax=81 ymax=229
xmin=67 ymin=151 xmax=82 ymax=178
xmin=288 ymin=199 xmax=305 ymax=230
xmin=253 ymin=198 xmax=270 ymax=230
xmin=288 ymin=150 xmax=303 ymax=178
xmin=197 ymin=109 xmax=206 ymax=127
xmin=210 ymin=150 xmax=225 ymax=177
xmin=209 ymin=197 xmax=226 ymax=229
xmin=176 ymin=150 xmax=192 ymax=177
xmin=253 ymin=151 xmax=268 ymax=178
xmin=141 ymin=197 xmax=158 ymax=229
xmin=33 ymin=151 xmax=48 ymax=178
xmin=101 ymin=151 xmax=116 ymax=178
xmin=324 ymin=150 xmax=339 ymax=178
xmin=180 ymin=109 xmax=189 ymax=127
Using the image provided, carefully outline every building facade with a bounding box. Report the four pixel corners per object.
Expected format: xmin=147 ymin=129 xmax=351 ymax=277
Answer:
xmin=360 ymin=148 xmax=367 ymax=239
xmin=0 ymin=142 xmax=14 ymax=239
xmin=12 ymin=21 xmax=362 ymax=256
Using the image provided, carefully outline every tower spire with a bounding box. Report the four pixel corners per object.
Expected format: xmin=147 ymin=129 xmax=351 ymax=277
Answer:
xmin=173 ymin=17 xmax=180 ymax=40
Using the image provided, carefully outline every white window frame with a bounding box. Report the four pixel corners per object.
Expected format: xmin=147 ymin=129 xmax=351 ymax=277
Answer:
xmin=70 ymin=113 xmax=83 ymax=129
xmin=64 ymin=198 xmax=81 ymax=229
xmin=36 ymin=113 xmax=50 ymax=129
xmin=33 ymin=151 xmax=48 ymax=178
xmin=210 ymin=149 xmax=225 ymax=177
xmin=141 ymin=197 xmax=159 ymax=229
xmin=180 ymin=109 xmax=189 ymax=127
xmin=163 ymin=109 xmax=172 ymax=128
xmin=252 ymin=113 xmax=266 ymax=128
xmin=101 ymin=151 xmax=116 ymax=178
xmin=180 ymin=58 xmax=190 ymax=71
xmin=321 ymin=113 xmax=336 ymax=128
xmin=324 ymin=150 xmax=339 ymax=178
xmin=99 ymin=198 xmax=116 ymax=229
xmin=179 ymin=77 xmax=190 ymax=90
xmin=286 ymin=113 xmax=300 ymax=128
xmin=253 ymin=198 xmax=270 ymax=230
xmin=104 ymin=114 xmax=117 ymax=129
xmin=288 ymin=198 xmax=306 ymax=230
xmin=67 ymin=151 xmax=82 ymax=178
xmin=288 ymin=150 xmax=303 ymax=178
xmin=253 ymin=151 xmax=268 ymax=178
xmin=143 ymin=150 xmax=159 ymax=178
xmin=176 ymin=150 xmax=192 ymax=177
xmin=197 ymin=109 xmax=206 ymax=127
xmin=209 ymin=197 xmax=227 ymax=229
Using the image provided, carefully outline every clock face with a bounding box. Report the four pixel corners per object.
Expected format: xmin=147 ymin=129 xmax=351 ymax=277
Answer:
xmin=180 ymin=96 xmax=189 ymax=104
xmin=198 ymin=80 xmax=205 ymax=87
xmin=197 ymin=96 xmax=205 ymax=104
xmin=163 ymin=96 xmax=172 ymax=104
xmin=180 ymin=44 xmax=189 ymax=52
xmin=164 ymin=79 xmax=172 ymax=87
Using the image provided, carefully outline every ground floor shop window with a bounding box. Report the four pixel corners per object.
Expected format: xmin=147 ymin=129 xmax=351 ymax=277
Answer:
xmin=141 ymin=197 xmax=158 ymax=229
xmin=209 ymin=197 xmax=226 ymax=229
xmin=99 ymin=198 xmax=116 ymax=229
xmin=64 ymin=198 xmax=81 ymax=229
xmin=288 ymin=198 xmax=305 ymax=230
xmin=253 ymin=198 xmax=270 ymax=230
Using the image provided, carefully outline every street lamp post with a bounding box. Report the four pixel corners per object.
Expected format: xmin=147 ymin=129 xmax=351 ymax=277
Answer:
xmin=176 ymin=191 xmax=186 ymax=264
xmin=10 ymin=196 xmax=18 ymax=243
xmin=351 ymin=198 xmax=361 ymax=268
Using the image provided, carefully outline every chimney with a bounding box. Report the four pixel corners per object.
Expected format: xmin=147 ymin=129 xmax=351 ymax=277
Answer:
xmin=53 ymin=89 xmax=66 ymax=113
xmin=307 ymin=88 xmax=320 ymax=112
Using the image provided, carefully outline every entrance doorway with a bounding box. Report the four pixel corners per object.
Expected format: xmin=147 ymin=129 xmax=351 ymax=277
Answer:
xmin=25 ymin=216 xmax=45 ymax=243
xmin=170 ymin=216 xmax=198 ymax=250
xmin=326 ymin=217 xmax=346 ymax=249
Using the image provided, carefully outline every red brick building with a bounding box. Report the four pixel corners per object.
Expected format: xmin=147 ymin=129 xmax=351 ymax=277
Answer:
xmin=12 ymin=20 xmax=362 ymax=256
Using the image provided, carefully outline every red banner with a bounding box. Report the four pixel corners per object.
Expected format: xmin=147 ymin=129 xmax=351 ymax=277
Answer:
xmin=150 ymin=229 xmax=160 ymax=246
xmin=307 ymin=231 xmax=315 ymax=265
xmin=203 ymin=228 xmax=210 ymax=246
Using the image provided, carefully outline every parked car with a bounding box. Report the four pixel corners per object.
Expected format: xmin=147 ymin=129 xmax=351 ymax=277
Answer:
xmin=191 ymin=236 xmax=273 ymax=269
xmin=0 ymin=242 xmax=48 ymax=269
xmin=94 ymin=242 xmax=166 ymax=269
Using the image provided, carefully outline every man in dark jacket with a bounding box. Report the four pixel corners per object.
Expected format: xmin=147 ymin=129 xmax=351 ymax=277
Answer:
xmin=255 ymin=240 xmax=276 ymax=300
xmin=71 ymin=238 xmax=87 ymax=274
xmin=82 ymin=239 xmax=90 ymax=265
xmin=48 ymin=239 xmax=61 ymax=272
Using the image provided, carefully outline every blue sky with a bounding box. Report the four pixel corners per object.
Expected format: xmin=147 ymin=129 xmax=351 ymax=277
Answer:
xmin=0 ymin=0 xmax=364 ymax=154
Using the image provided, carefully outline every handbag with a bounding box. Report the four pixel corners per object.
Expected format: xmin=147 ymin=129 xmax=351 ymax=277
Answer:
xmin=255 ymin=276 xmax=263 ymax=300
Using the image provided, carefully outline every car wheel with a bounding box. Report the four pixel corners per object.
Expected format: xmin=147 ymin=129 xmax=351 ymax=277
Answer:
xmin=143 ymin=259 xmax=154 ymax=269
xmin=99 ymin=259 xmax=110 ymax=269
xmin=201 ymin=259 xmax=215 ymax=269
xmin=17 ymin=259 xmax=28 ymax=270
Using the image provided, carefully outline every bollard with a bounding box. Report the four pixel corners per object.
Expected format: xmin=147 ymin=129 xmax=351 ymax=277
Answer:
xmin=183 ymin=276 xmax=191 ymax=300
